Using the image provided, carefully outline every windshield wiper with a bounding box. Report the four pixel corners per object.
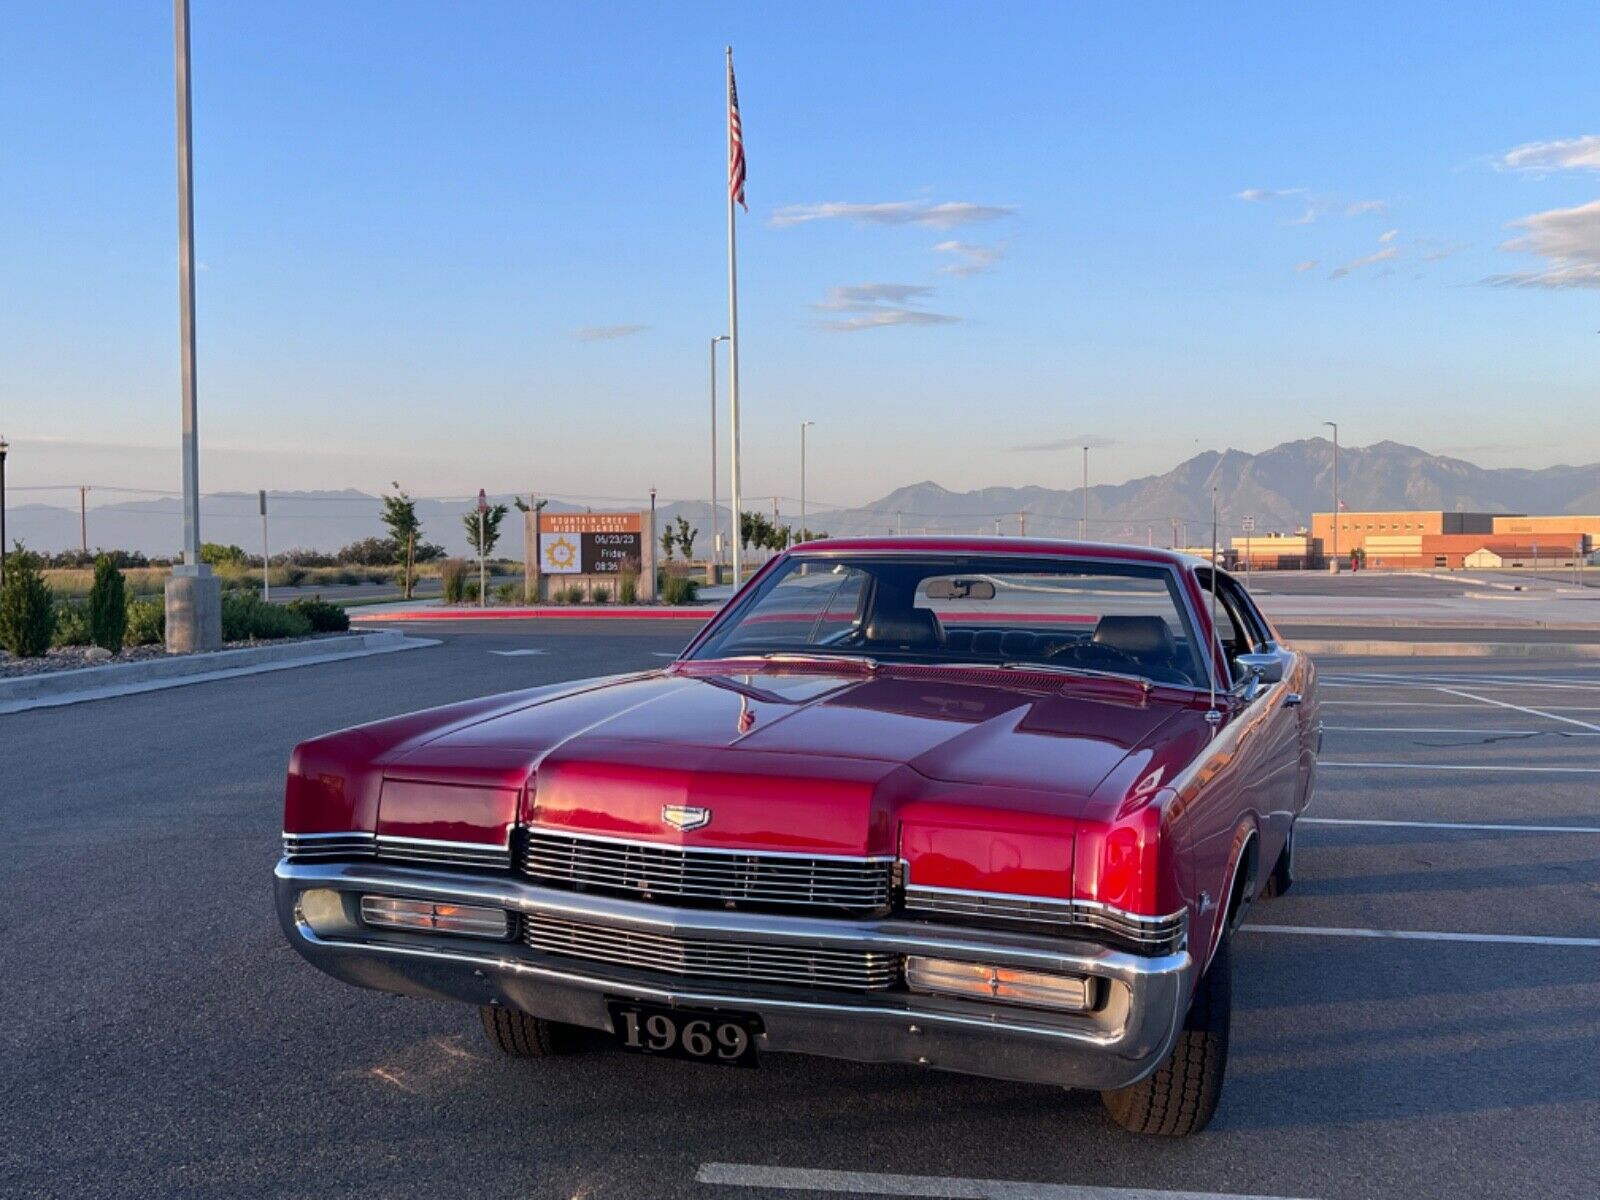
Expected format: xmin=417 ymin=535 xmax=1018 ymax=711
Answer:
xmin=703 ymin=651 xmax=879 ymax=672
xmin=992 ymin=661 xmax=1154 ymax=692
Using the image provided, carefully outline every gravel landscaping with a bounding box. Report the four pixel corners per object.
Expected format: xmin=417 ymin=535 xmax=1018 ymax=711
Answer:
xmin=0 ymin=633 xmax=347 ymax=680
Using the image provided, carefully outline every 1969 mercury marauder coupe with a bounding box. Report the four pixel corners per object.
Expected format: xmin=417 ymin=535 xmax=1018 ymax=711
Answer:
xmin=276 ymin=538 xmax=1317 ymax=1135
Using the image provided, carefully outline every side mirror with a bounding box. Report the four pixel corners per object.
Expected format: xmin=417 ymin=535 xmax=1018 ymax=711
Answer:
xmin=1235 ymin=647 xmax=1286 ymax=686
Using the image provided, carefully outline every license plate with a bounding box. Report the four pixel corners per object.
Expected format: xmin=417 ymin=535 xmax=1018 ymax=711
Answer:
xmin=606 ymin=1002 xmax=762 ymax=1067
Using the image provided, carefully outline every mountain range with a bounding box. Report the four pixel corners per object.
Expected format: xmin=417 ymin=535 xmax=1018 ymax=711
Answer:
xmin=9 ymin=440 xmax=1599 ymax=557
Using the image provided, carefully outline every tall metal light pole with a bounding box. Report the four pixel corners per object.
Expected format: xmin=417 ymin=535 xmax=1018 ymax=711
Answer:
xmin=1323 ymin=420 xmax=1339 ymax=571
xmin=799 ymin=421 xmax=814 ymax=543
xmin=1081 ymin=445 xmax=1090 ymax=540
xmin=0 ymin=435 xmax=8 ymax=587
xmin=709 ymin=334 xmax=729 ymax=574
xmin=165 ymin=0 xmax=221 ymax=650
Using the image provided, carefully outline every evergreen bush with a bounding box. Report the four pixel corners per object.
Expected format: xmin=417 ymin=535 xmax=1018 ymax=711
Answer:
xmin=0 ymin=546 xmax=56 ymax=658
xmin=88 ymin=554 xmax=128 ymax=652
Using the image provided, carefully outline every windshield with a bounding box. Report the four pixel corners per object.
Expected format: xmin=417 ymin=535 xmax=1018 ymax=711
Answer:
xmin=689 ymin=554 xmax=1208 ymax=688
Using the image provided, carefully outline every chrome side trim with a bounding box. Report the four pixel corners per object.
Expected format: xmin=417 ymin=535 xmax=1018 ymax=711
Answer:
xmin=376 ymin=834 xmax=511 ymax=870
xmin=902 ymin=883 xmax=1187 ymax=954
xmin=521 ymin=825 xmax=895 ymax=864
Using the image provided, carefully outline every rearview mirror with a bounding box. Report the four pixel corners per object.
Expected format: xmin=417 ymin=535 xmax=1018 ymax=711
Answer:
xmin=926 ymin=578 xmax=996 ymax=600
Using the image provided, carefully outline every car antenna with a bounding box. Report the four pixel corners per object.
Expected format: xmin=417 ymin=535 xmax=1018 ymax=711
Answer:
xmin=1207 ymin=487 xmax=1221 ymax=729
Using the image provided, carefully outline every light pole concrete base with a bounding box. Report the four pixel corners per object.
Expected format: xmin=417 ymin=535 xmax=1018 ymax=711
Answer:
xmin=165 ymin=565 xmax=222 ymax=653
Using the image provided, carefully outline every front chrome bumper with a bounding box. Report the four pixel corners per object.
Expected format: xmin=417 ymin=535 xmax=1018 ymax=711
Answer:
xmin=274 ymin=859 xmax=1193 ymax=1091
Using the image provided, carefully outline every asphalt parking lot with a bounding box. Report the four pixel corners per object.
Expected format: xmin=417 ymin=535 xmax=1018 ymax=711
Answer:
xmin=2 ymin=621 xmax=1597 ymax=1200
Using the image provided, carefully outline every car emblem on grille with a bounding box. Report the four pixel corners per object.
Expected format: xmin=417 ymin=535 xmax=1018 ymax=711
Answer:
xmin=661 ymin=804 xmax=712 ymax=831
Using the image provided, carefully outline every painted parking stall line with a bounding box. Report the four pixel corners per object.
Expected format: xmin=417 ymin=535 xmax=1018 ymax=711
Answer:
xmin=1431 ymin=686 xmax=1600 ymax=734
xmin=1319 ymin=761 xmax=1600 ymax=773
xmin=1245 ymin=925 xmax=1600 ymax=949
xmin=696 ymin=1164 xmax=1319 ymax=1200
xmin=1301 ymin=816 xmax=1600 ymax=835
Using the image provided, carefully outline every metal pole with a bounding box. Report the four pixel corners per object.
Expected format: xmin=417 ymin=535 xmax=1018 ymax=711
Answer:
xmin=1081 ymin=445 xmax=1089 ymax=540
xmin=1324 ymin=420 xmax=1338 ymax=568
xmin=175 ymin=0 xmax=201 ymax=568
xmin=725 ymin=48 xmax=744 ymax=588
xmin=259 ymin=489 xmax=269 ymax=600
xmin=0 ymin=437 xmax=8 ymax=587
xmin=710 ymin=334 xmax=728 ymax=573
xmin=79 ymin=486 xmax=89 ymax=555
xmin=479 ymin=511 xmax=486 ymax=607
xmin=800 ymin=421 xmax=813 ymax=543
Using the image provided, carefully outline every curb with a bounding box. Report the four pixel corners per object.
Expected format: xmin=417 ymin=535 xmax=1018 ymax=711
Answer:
xmin=352 ymin=606 xmax=721 ymax=622
xmin=1297 ymin=639 xmax=1600 ymax=658
xmin=0 ymin=630 xmax=437 ymax=715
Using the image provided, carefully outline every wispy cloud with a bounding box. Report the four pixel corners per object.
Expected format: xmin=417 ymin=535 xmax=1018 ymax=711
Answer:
xmin=1498 ymin=135 xmax=1600 ymax=173
xmin=1234 ymin=187 xmax=1307 ymax=202
xmin=1328 ymin=246 xmax=1400 ymax=280
xmin=812 ymin=283 xmax=958 ymax=332
xmin=1235 ymin=188 xmax=1385 ymax=226
xmin=1345 ymin=199 xmax=1387 ymax=216
xmin=933 ymin=240 xmax=1005 ymax=277
xmin=772 ymin=200 xmax=1016 ymax=229
xmin=1006 ymin=434 xmax=1115 ymax=453
xmin=1481 ymin=199 xmax=1600 ymax=288
xmin=1293 ymin=260 xmax=1319 ymax=273
xmin=1378 ymin=228 xmax=1399 ymax=243
xmin=572 ymin=324 xmax=648 ymax=341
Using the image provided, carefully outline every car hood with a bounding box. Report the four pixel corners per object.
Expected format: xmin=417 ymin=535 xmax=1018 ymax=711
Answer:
xmin=379 ymin=666 xmax=1197 ymax=858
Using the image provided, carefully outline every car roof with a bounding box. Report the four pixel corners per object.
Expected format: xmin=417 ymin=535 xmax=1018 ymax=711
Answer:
xmin=787 ymin=535 xmax=1196 ymax=570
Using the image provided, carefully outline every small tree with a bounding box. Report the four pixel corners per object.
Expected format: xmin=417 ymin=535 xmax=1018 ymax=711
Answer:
xmin=0 ymin=544 xmax=56 ymax=658
xmin=88 ymin=553 xmax=128 ymax=653
xmin=463 ymin=503 xmax=509 ymax=559
xmin=659 ymin=525 xmax=676 ymax=562
xmin=381 ymin=484 xmax=423 ymax=599
xmin=200 ymin=542 xmax=248 ymax=567
xmin=675 ymin=516 xmax=697 ymax=562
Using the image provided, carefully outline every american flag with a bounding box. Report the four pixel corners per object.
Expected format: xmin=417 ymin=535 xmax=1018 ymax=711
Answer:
xmin=728 ymin=57 xmax=747 ymax=211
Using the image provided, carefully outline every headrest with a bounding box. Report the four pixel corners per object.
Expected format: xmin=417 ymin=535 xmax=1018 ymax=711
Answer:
xmin=1091 ymin=615 xmax=1176 ymax=659
xmin=863 ymin=607 xmax=944 ymax=650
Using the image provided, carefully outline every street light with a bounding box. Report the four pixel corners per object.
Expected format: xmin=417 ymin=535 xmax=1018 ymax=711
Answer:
xmin=1323 ymin=420 xmax=1339 ymax=571
xmin=799 ymin=421 xmax=815 ymax=544
xmin=1081 ymin=444 xmax=1090 ymax=540
xmin=709 ymin=334 xmax=729 ymax=575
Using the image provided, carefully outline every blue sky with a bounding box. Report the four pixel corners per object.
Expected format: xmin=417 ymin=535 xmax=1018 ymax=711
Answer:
xmin=3 ymin=1 xmax=1599 ymax=515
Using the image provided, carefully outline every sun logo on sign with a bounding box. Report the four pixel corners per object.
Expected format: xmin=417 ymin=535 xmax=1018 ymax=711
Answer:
xmin=543 ymin=535 xmax=578 ymax=570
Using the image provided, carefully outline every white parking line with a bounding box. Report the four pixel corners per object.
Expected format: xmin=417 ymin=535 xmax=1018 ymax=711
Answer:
xmin=1324 ymin=673 xmax=1600 ymax=691
xmin=1246 ymin=925 xmax=1600 ymax=948
xmin=1322 ymin=700 xmax=1600 ymax=711
xmin=696 ymin=1164 xmax=1317 ymax=1200
xmin=1320 ymin=760 xmax=1600 ymax=773
xmin=489 ymin=649 xmax=547 ymax=656
xmin=1323 ymin=725 xmax=1600 ymax=736
xmin=1433 ymin=686 xmax=1600 ymax=734
xmin=1302 ymin=817 xmax=1600 ymax=834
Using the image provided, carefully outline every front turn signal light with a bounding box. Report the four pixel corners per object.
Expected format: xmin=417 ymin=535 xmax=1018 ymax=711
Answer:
xmin=906 ymin=956 xmax=1094 ymax=1012
xmin=360 ymin=895 xmax=510 ymax=939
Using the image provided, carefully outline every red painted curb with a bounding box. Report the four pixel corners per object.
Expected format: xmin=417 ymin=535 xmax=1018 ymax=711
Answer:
xmin=351 ymin=607 xmax=720 ymax=622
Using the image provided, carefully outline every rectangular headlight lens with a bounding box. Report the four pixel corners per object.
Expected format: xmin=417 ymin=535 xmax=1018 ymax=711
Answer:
xmin=360 ymin=895 xmax=509 ymax=939
xmin=905 ymin=955 xmax=1093 ymax=1012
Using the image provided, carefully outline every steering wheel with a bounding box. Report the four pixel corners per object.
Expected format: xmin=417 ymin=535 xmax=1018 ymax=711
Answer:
xmin=1044 ymin=639 xmax=1145 ymax=672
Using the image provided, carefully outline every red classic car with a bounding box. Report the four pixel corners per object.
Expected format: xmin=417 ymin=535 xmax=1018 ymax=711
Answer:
xmin=276 ymin=538 xmax=1317 ymax=1135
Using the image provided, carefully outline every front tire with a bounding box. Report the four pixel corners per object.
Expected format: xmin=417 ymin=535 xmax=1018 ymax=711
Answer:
xmin=1101 ymin=933 xmax=1232 ymax=1136
xmin=479 ymin=1005 xmax=579 ymax=1057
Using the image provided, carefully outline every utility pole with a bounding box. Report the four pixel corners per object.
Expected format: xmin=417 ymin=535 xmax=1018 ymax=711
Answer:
xmin=259 ymin=489 xmax=269 ymax=600
xmin=1172 ymin=518 xmax=1179 ymax=549
xmin=994 ymin=518 xmax=1002 ymax=536
xmin=1019 ymin=510 xmax=1027 ymax=536
xmin=799 ymin=420 xmax=814 ymax=544
xmin=0 ymin=436 xmax=8 ymax=587
xmin=79 ymin=486 xmax=90 ymax=555
xmin=477 ymin=489 xmax=488 ymax=608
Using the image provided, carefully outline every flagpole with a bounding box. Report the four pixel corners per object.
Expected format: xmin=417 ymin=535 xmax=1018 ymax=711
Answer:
xmin=726 ymin=46 xmax=744 ymax=588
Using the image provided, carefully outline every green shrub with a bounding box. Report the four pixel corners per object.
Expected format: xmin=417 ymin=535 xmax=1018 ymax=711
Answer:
xmin=221 ymin=592 xmax=312 ymax=641
xmin=618 ymin=573 xmax=638 ymax=605
xmin=88 ymin=554 xmax=128 ymax=652
xmin=285 ymin=595 xmax=350 ymax=633
xmin=493 ymin=581 xmax=518 ymax=604
xmin=440 ymin=559 xmax=466 ymax=603
xmin=0 ymin=546 xmax=56 ymax=657
xmin=126 ymin=597 xmax=165 ymax=646
xmin=662 ymin=575 xmax=701 ymax=606
xmin=562 ymin=584 xmax=586 ymax=605
xmin=53 ymin=601 xmax=91 ymax=647
xmin=591 ymin=585 xmax=611 ymax=605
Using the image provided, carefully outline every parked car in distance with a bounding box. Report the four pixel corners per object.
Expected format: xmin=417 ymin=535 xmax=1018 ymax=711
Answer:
xmin=276 ymin=538 xmax=1318 ymax=1135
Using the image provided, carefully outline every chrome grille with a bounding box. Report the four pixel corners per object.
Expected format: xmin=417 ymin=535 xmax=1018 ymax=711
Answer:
xmin=904 ymin=886 xmax=1187 ymax=954
xmin=523 ymin=912 xmax=900 ymax=991
xmin=282 ymin=832 xmax=376 ymax=860
xmin=375 ymin=836 xmax=511 ymax=870
xmin=522 ymin=829 xmax=894 ymax=913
